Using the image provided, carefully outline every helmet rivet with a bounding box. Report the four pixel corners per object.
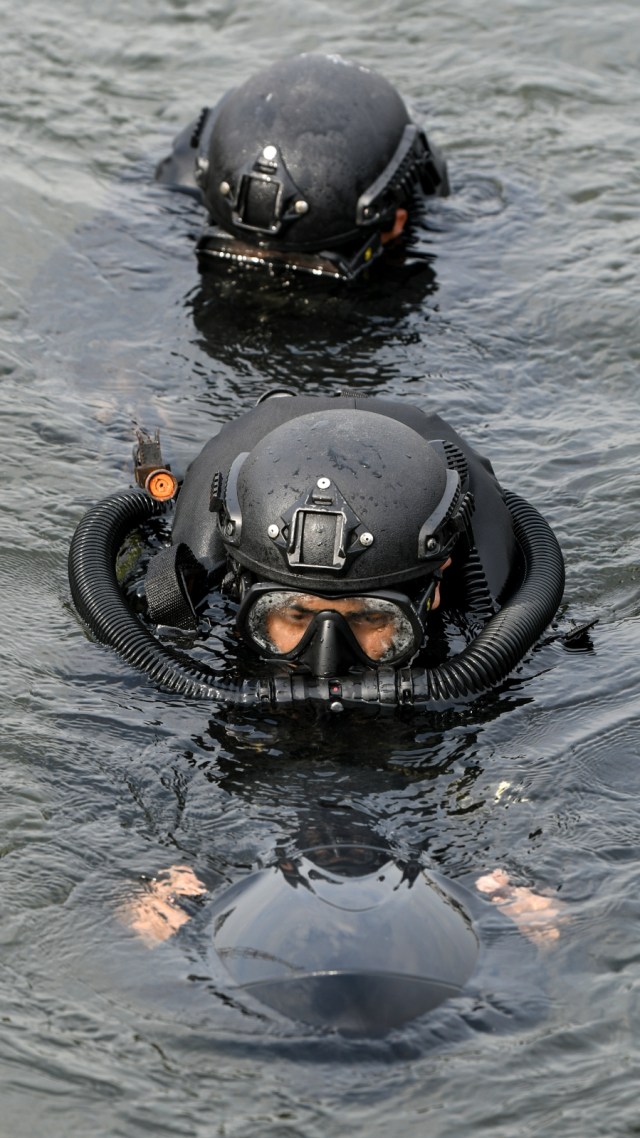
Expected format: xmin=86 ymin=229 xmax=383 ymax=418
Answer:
xmin=294 ymin=199 xmax=309 ymax=215
xmin=219 ymin=180 xmax=231 ymax=196
xmin=316 ymin=477 xmax=331 ymax=490
xmin=262 ymin=144 xmax=277 ymax=162
xmin=329 ymin=701 xmax=344 ymax=713
xmin=359 ymin=532 xmax=374 ymax=547
xmin=225 ymin=522 xmax=234 ymax=536
xmin=426 ymin=537 xmax=438 ymax=552
xmin=267 ymin=523 xmax=279 ymax=539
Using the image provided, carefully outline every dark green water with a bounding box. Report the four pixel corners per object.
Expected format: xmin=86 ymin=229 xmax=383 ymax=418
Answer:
xmin=1 ymin=1 xmax=639 ymax=1134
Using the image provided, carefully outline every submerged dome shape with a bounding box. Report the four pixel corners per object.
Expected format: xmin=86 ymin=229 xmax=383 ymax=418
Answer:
xmin=209 ymin=845 xmax=478 ymax=1036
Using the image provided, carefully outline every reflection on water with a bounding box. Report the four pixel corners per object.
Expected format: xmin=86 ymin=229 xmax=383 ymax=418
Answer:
xmin=2 ymin=0 xmax=640 ymax=1134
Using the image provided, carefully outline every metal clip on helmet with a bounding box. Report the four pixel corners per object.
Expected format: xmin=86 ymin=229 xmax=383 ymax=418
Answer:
xmin=193 ymin=53 xmax=449 ymax=279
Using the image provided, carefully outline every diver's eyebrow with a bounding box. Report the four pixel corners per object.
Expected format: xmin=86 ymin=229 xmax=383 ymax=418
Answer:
xmin=284 ymin=601 xmax=320 ymax=615
xmin=286 ymin=601 xmax=376 ymax=619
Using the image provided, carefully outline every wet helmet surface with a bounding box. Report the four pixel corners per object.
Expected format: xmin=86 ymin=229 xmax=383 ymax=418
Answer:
xmin=197 ymin=53 xmax=431 ymax=252
xmin=209 ymin=846 xmax=479 ymax=1036
xmin=218 ymin=408 xmax=468 ymax=594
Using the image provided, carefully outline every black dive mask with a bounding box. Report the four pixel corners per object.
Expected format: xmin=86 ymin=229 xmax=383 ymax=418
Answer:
xmin=285 ymin=610 xmax=380 ymax=675
xmin=196 ymin=226 xmax=384 ymax=282
xmin=236 ymin=582 xmax=439 ymax=676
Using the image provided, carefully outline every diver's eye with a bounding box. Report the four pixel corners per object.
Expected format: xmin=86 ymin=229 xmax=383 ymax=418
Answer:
xmin=351 ymin=612 xmax=390 ymax=629
xmin=281 ymin=608 xmax=313 ymax=626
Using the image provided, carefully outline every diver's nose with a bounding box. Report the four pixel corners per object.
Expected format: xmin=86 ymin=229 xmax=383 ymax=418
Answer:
xmin=298 ymin=613 xmax=361 ymax=676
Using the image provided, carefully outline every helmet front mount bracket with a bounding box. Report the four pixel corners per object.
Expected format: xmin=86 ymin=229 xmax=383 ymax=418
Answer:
xmin=223 ymin=144 xmax=309 ymax=238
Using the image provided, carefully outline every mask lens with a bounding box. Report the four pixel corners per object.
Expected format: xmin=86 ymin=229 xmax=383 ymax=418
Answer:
xmin=245 ymin=591 xmax=419 ymax=664
xmin=196 ymin=230 xmax=382 ymax=280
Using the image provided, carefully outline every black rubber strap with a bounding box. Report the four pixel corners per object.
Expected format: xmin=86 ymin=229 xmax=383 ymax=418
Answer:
xmin=144 ymin=544 xmax=203 ymax=631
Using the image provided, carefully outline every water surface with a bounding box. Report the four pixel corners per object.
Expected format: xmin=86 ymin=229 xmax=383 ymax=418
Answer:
xmin=1 ymin=1 xmax=639 ymax=1135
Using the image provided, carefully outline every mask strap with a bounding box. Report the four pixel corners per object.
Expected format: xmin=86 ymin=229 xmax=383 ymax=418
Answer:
xmin=416 ymin=571 xmax=442 ymax=619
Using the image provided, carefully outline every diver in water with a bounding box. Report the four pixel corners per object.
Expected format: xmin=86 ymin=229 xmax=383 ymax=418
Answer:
xmin=69 ymin=391 xmax=565 ymax=712
xmin=155 ymin=53 xmax=449 ymax=282
xmin=118 ymin=848 xmax=562 ymax=1037
xmin=69 ymin=392 xmax=566 ymax=1034
xmin=116 ymin=789 xmax=562 ymax=1036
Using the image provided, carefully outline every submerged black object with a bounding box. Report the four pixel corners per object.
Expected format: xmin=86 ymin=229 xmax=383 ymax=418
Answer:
xmin=208 ymin=846 xmax=478 ymax=1036
xmin=67 ymin=484 xmax=564 ymax=708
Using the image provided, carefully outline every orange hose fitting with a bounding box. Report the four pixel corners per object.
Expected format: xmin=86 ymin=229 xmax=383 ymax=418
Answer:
xmin=145 ymin=469 xmax=178 ymax=501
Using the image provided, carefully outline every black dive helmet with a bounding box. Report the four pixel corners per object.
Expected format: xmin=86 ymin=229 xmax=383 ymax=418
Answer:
xmin=207 ymin=409 xmax=473 ymax=675
xmin=189 ymin=54 xmax=449 ymax=278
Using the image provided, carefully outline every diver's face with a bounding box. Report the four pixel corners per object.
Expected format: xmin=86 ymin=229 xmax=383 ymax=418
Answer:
xmin=265 ymin=595 xmax=399 ymax=661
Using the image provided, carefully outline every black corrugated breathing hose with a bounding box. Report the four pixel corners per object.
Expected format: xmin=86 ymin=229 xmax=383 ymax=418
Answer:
xmin=408 ymin=489 xmax=564 ymax=703
xmin=68 ymin=488 xmax=262 ymax=703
